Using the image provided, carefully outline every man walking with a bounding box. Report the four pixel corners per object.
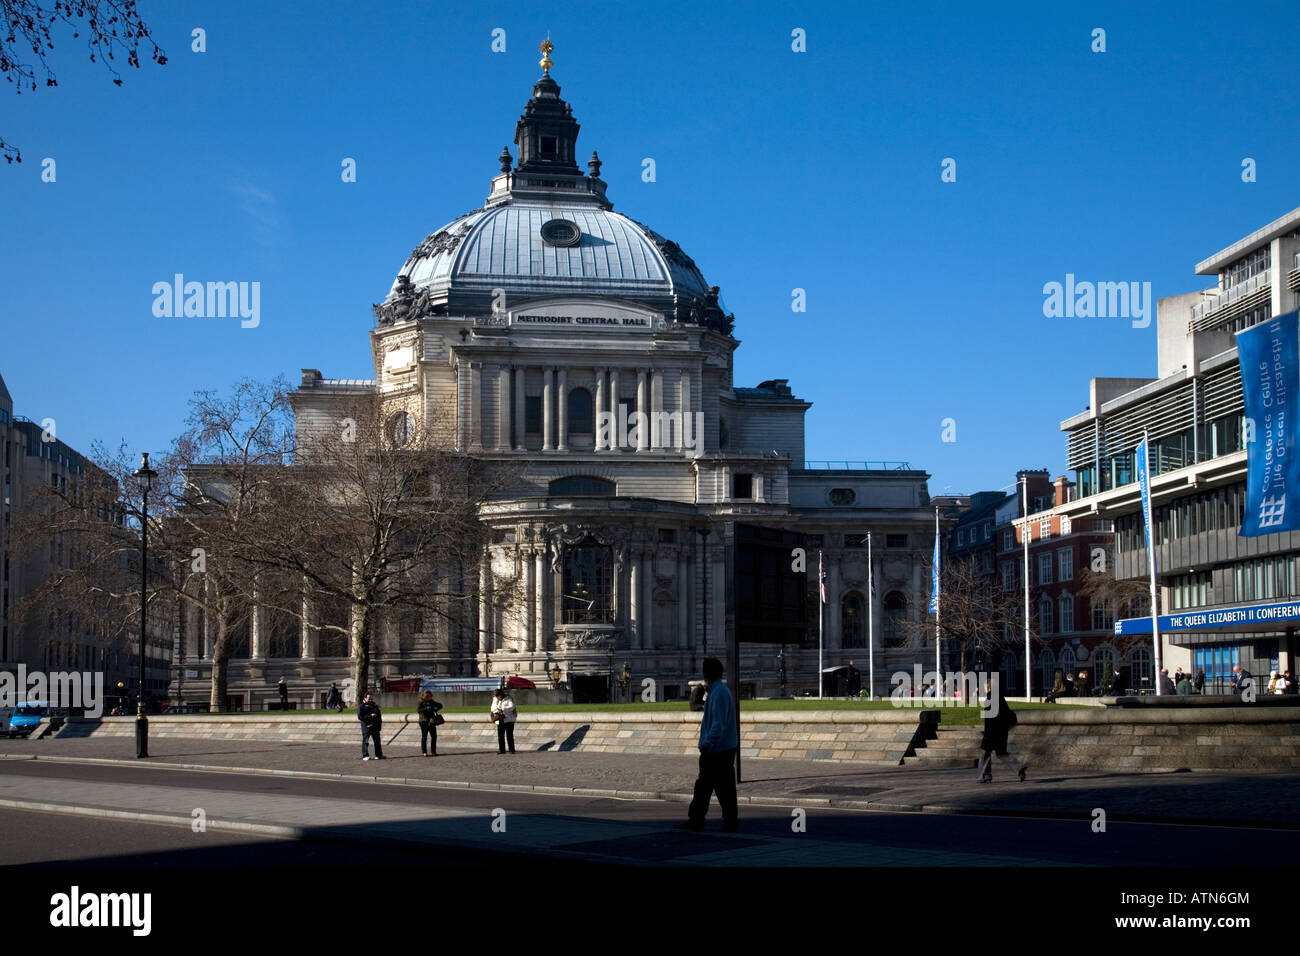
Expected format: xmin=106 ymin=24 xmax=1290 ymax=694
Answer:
xmin=977 ymin=677 xmax=1026 ymax=783
xmin=675 ymin=658 xmax=739 ymax=832
xmin=358 ymin=693 xmax=384 ymax=760
xmin=277 ymin=676 xmax=289 ymax=710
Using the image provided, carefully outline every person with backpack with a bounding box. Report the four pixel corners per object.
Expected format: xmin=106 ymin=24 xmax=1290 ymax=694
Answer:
xmin=978 ymin=677 xmax=1026 ymax=783
xmin=417 ymin=690 xmax=444 ymax=756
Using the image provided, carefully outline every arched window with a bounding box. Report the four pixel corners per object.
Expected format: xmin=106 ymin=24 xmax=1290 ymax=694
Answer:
xmin=1129 ymin=645 xmax=1153 ymax=692
xmin=1059 ymin=646 xmax=1077 ymax=680
xmin=841 ymin=591 xmax=866 ymax=648
xmin=568 ymin=387 xmax=593 ymax=435
xmin=1001 ymin=651 xmax=1017 ymax=695
xmin=883 ymin=591 xmax=908 ymax=648
xmin=562 ymin=538 xmax=614 ymax=624
xmin=1040 ymin=648 xmax=1056 ymax=693
xmin=1039 ymin=594 xmax=1054 ymax=636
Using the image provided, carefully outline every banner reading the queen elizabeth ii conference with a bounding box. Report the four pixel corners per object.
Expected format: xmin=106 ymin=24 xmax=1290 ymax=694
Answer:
xmin=1237 ymin=310 xmax=1300 ymax=536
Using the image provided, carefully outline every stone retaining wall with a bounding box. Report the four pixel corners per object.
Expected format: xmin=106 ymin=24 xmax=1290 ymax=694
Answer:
xmin=52 ymin=706 xmax=1300 ymax=771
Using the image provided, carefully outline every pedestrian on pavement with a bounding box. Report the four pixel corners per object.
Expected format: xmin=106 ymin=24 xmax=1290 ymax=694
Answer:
xmin=325 ymin=683 xmax=343 ymax=712
xmin=1111 ymin=666 xmax=1127 ymax=696
xmin=676 ymin=657 xmax=739 ymax=832
xmin=1158 ymin=668 xmax=1177 ymax=696
xmin=491 ymin=688 xmax=517 ymax=754
xmin=1231 ymin=664 xmax=1253 ymax=696
xmin=1194 ymin=670 xmax=1206 ymax=693
xmin=1176 ymin=672 xmax=1193 ymax=695
xmin=977 ymin=678 xmax=1026 ymax=784
xmin=417 ymin=690 xmax=443 ymax=756
xmin=277 ymin=676 xmax=289 ymax=710
xmin=358 ymin=693 xmax=384 ymax=760
xmin=1285 ymin=671 xmax=1298 ymax=696
xmin=1269 ymin=670 xmax=1285 ymax=695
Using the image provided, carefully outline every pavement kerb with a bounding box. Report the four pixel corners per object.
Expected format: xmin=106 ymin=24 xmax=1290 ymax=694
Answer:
xmin=3 ymin=752 xmax=1293 ymax=830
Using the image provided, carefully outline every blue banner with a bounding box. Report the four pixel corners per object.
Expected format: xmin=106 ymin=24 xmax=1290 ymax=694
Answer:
xmin=1115 ymin=598 xmax=1300 ymax=635
xmin=1238 ymin=310 xmax=1300 ymax=536
xmin=928 ymin=531 xmax=939 ymax=615
xmin=1135 ymin=435 xmax=1154 ymax=556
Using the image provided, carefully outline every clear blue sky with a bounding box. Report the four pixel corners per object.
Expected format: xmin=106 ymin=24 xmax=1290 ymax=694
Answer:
xmin=2 ymin=0 xmax=1297 ymax=495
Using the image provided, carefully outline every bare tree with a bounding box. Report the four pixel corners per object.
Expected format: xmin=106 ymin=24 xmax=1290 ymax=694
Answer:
xmin=2 ymin=0 xmax=167 ymax=163
xmin=231 ymin=391 xmax=521 ymax=699
xmin=902 ymin=553 xmax=1036 ymax=679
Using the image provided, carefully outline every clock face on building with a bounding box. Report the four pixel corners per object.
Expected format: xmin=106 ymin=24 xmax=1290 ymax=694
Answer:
xmin=388 ymin=411 xmax=416 ymax=448
xmin=540 ymin=218 xmax=582 ymax=247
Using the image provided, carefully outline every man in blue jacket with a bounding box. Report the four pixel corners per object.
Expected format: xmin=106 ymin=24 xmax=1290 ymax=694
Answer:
xmin=676 ymin=658 xmax=739 ymax=832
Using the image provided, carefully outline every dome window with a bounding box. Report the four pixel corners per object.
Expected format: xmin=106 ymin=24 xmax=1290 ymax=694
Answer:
xmin=540 ymin=218 xmax=582 ymax=247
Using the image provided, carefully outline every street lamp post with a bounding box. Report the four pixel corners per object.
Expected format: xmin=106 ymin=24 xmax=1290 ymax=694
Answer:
xmin=132 ymin=452 xmax=157 ymax=759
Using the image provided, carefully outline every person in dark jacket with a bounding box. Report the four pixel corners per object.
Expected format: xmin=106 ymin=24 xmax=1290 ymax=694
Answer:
xmin=417 ymin=690 xmax=443 ymax=756
xmin=358 ymin=694 xmax=384 ymax=760
xmin=977 ymin=678 xmax=1026 ymax=783
xmin=1231 ymin=664 xmax=1253 ymax=696
xmin=277 ymin=676 xmax=289 ymax=710
xmin=325 ymin=683 xmax=343 ymax=712
xmin=1193 ymin=670 xmax=1206 ymax=693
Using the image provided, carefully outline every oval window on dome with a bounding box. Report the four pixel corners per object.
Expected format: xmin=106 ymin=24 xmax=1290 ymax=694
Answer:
xmin=540 ymin=219 xmax=582 ymax=247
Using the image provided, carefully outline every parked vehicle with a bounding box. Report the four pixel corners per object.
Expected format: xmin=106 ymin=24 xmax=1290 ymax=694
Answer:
xmin=1 ymin=701 xmax=50 ymax=738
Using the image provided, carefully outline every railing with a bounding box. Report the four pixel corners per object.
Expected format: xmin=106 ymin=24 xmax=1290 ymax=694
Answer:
xmin=802 ymin=460 xmax=914 ymax=471
xmin=1190 ymin=268 xmax=1271 ymax=322
xmin=562 ymin=607 xmax=616 ymax=625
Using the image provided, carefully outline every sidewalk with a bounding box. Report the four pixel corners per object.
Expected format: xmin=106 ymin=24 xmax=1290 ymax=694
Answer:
xmin=4 ymin=735 xmax=1299 ymax=829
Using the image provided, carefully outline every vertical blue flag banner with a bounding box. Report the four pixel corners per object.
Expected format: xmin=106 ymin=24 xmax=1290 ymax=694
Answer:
xmin=1135 ymin=436 xmax=1155 ymax=560
xmin=928 ymin=530 xmax=940 ymax=614
xmin=1237 ymin=310 xmax=1300 ymax=536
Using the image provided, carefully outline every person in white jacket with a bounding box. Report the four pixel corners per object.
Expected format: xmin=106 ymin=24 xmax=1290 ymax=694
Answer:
xmin=491 ymin=688 xmax=517 ymax=754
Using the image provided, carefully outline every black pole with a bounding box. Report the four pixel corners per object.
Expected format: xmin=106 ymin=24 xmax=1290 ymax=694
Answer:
xmin=699 ymin=529 xmax=711 ymax=655
xmin=136 ymin=480 xmax=149 ymax=758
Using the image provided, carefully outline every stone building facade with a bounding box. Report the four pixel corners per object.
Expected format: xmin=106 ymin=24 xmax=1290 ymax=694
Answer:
xmin=170 ymin=52 xmax=939 ymax=708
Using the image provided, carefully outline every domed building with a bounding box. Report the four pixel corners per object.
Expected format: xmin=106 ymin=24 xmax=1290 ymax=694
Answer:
xmin=177 ymin=46 xmax=941 ymax=708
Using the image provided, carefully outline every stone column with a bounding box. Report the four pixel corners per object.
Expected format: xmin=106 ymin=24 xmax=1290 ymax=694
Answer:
xmin=184 ymin=597 xmax=199 ymax=660
xmin=650 ymin=369 xmax=663 ymax=449
xmin=250 ymin=594 xmax=266 ymax=660
xmin=460 ymin=358 xmax=475 ymax=452
xmin=478 ymin=550 xmax=491 ymax=656
xmin=513 ymin=367 xmax=526 ymax=451
xmin=499 ymin=365 xmax=512 ymax=450
xmin=542 ymin=368 xmax=554 ymax=452
xmin=630 ymin=550 xmax=642 ymax=650
xmin=679 ymin=368 xmax=694 ymax=455
xmin=202 ymin=578 xmax=214 ymax=659
xmin=677 ymin=548 xmax=690 ymax=649
xmin=557 ymin=367 xmax=569 ymax=452
xmin=524 ymin=545 xmax=537 ymax=652
xmin=300 ymin=590 xmax=318 ymax=659
xmin=534 ymin=543 xmax=548 ymax=653
xmin=594 ymin=367 xmax=607 ymax=451
xmin=712 ymin=548 xmax=726 ymax=654
xmin=636 ymin=368 xmax=648 ymax=452
xmin=470 ymin=362 xmax=483 ymax=451
xmin=609 ymin=368 xmax=621 ymax=451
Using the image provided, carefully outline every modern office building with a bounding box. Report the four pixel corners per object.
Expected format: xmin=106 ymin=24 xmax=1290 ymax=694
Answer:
xmin=1055 ymin=206 xmax=1300 ymax=691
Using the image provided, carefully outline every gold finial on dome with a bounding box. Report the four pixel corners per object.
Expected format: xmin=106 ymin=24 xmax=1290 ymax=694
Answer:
xmin=539 ymin=37 xmax=554 ymax=73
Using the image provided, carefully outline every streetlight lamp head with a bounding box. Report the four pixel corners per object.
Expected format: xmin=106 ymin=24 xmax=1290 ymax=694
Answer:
xmin=133 ymin=452 xmax=158 ymax=489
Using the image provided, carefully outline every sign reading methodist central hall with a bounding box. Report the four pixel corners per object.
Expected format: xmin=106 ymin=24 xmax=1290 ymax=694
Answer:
xmin=507 ymin=302 xmax=662 ymax=332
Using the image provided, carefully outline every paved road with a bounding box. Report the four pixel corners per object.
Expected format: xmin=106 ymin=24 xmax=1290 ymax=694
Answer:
xmin=3 ymin=758 xmax=1296 ymax=867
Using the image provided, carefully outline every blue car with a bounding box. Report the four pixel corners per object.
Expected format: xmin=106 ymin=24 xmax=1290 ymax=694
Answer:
xmin=1 ymin=702 xmax=50 ymax=738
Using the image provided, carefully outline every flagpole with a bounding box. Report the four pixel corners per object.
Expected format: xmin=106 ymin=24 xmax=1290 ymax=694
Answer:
xmin=1022 ymin=476 xmax=1032 ymax=701
xmin=818 ymin=549 xmax=824 ymax=699
xmin=867 ymin=531 xmax=875 ymax=701
xmin=934 ymin=508 xmax=941 ymax=700
xmin=1142 ymin=430 xmax=1163 ymax=694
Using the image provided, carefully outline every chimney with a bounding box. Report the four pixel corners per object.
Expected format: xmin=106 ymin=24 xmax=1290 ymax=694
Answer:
xmin=1054 ymin=475 xmax=1072 ymax=507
